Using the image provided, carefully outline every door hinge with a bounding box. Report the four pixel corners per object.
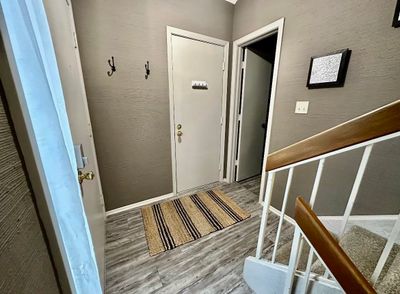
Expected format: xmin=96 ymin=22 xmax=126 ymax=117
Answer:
xmin=222 ymin=61 xmax=225 ymax=71
xmin=241 ymin=61 xmax=246 ymax=69
xmin=220 ymin=116 xmax=224 ymax=125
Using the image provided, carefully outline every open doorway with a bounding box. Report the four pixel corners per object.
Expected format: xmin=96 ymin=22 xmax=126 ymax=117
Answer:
xmin=227 ymin=18 xmax=285 ymax=203
xmin=235 ymin=33 xmax=277 ymax=183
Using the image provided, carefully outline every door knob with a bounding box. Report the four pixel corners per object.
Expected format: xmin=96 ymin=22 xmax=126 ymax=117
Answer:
xmin=78 ymin=170 xmax=95 ymax=184
xmin=177 ymin=130 xmax=183 ymax=137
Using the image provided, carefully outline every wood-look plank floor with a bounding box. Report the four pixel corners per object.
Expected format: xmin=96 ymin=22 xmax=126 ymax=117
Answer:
xmin=105 ymin=176 xmax=294 ymax=294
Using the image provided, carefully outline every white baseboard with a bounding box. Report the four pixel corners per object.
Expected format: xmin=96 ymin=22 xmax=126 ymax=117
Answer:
xmin=260 ymin=203 xmax=296 ymax=225
xmin=319 ymin=215 xmax=398 ymax=222
xmin=106 ymin=192 xmax=175 ymax=216
xmin=319 ymin=214 xmax=398 ymax=240
xmin=269 ymin=206 xmax=296 ymax=225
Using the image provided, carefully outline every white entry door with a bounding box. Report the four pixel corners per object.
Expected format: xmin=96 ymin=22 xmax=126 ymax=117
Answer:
xmin=236 ymin=49 xmax=273 ymax=181
xmin=170 ymin=33 xmax=226 ymax=192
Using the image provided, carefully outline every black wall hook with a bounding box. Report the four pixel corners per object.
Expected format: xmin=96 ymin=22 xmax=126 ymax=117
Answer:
xmin=145 ymin=61 xmax=150 ymax=79
xmin=107 ymin=56 xmax=116 ymax=77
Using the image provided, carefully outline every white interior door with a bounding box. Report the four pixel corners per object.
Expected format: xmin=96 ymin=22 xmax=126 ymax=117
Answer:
xmin=43 ymin=0 xmax=106 ymax=285
xmin=236 ymin=49 xmax=273 ymax=181
xmin=171 ymin=35 xmax=225 ymax=192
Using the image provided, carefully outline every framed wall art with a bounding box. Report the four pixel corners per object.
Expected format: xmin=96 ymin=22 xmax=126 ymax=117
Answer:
xmin=306 ymin=49 xmax=351 ymax=89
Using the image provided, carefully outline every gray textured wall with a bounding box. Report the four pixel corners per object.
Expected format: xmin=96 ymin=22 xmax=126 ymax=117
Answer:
xmin=233 ymin=0 xmax=400 ymax=215
xmin=0 ymin=85 xmax=60 ymax=294
xmin=72 ymin=0 xmax=234 ymax=211
xmin=1 ymin=35 xmax=71 ymax=293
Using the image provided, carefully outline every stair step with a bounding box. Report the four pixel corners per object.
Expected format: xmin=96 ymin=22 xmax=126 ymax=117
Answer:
xmin=274 ymin=240 xmax=313 ymax=271
xmin=336 ymin=225 xmax=399 ymax=283
xmin=376 ymin=251 xmax=400 ymax=293
xmin=274 ymin=224 xmax=399 ymax=284
xmin=274 ymin=229 xmax=334 ymax=274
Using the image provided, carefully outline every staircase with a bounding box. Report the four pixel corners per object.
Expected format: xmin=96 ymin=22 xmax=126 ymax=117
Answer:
xmin=244 ymin=100 xmax=400 ymax=294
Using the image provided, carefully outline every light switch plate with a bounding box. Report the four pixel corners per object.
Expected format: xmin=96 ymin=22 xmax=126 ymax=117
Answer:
xmin=295 ymin=101 xmax=309 ymax=114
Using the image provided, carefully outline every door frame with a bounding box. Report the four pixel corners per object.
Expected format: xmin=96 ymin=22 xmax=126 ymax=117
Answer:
xmin=0 ymin=1 xmax=102 ymax=292
xmin=166 ymin=26 xmax=229 ymax=195
xmin=226 ymin=18 xmax=285 ymax=203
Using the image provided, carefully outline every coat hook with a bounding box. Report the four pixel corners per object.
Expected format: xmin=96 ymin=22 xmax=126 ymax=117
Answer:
xmin=145 ymin=61 xmax=150 ymax=79
xmin=107 ymin=56 xmax=116 ymax=77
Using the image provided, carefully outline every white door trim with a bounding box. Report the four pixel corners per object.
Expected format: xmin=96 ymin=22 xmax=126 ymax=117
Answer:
xmin=65 ymin=1 xmax=106 ymax=208
xmin=227 ymin=18 xmax=285 ymax=203
xmin=0 ymin=1 xmax=101 ymax=292
xmin=166 ymin=26 xmax=229 ymax=195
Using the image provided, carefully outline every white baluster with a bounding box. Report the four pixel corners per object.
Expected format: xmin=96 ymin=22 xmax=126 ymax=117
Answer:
xmin=284 ymin=226 xmax=302 ymax=294
xmin=309 ymin=159 xmax=325 ymax=208
xmin=339 ymin=144 xmax=373 ymax=236
xmin=323 ymin=269 xmax=330 ymax=279
xmin=300 ymin=248 xmax=315 ymax=293
xmin=371 ymin=212 xmax=400 ymax=284
xmin=256 ymin=172 xmax=276 ymax=259
xmin=272 ymin=167 xmax=294 ymax=263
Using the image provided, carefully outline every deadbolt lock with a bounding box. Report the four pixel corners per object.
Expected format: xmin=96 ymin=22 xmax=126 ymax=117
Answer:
xmin=78 ymin=170 xmax=95 ymax=184
xmin=177 ymin=124 xmax=182 ymax=130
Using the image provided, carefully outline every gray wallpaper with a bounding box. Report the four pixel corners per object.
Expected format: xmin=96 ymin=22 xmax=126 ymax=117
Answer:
xmin=233 ymin=0 xmax=400 ymax=216
xmin=72 ymin=0 xmax=234 ymax=210
xmin=73 ymin=0 xmax=400 ymax=215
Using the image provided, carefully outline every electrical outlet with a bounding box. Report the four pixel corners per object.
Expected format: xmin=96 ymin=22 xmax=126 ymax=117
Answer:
xmin=295 ymin=101 xmax=309 ymax=114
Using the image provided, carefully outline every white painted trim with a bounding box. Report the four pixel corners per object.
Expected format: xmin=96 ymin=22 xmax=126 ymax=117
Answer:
xmin=224 ymin=0 xmax=237 ymax=4
xmin=256 ymin=172 xmax=275 ymax=258
xmin=269 ymin=205 xmax=296 ymax=225
xmin=234 ymin=49 xmax=247 ymax=181
xmin=0 ymin=12 xmax=75 ymax=291
xmin=106 ymin=193 xmax=175 ymax=216
xmin=271 ymin=167 xmax=294 ymax=263
xmin=339 ymin=145 xmax=373 ymax=236
xmin=266 ymin=211 xmax=398 ymax=228
xmin=168 ymin=26 xmax=229 ymax=47
xmin=0 ymin=1 xmax=101 ymax=292
xmin=319 ymin=214 xmax=399 ymax=221
xmin=65 ymin=1 xmax=106 ymax=214
xmin=319 ymin=214 xmax=400 ymax=241
xmin=226 ymin=18 xmax=285 ymax=206
xmin=166 ymin=26 xmax=229 ymax=194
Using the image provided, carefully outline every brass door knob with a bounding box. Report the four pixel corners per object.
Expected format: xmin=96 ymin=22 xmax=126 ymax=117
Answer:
xmin=78 ymin=170 xmax=95 ymax=184
xmin=177 ymin=130 xmax=183 ymax=137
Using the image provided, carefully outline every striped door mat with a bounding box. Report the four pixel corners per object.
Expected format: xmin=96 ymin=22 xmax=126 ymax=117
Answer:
xmin=141 ymin=189 xmax=250 ymax=256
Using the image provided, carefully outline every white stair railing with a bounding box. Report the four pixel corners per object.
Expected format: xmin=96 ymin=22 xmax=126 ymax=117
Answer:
xmin=253 ymin=99 xmax=400 ymax=293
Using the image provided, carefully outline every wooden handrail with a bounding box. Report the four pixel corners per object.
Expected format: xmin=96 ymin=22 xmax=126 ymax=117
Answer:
xmin=266 ymin=99 xmax=400 ymax=171
xmin=294 ymin=197 xmax=376 ymax=294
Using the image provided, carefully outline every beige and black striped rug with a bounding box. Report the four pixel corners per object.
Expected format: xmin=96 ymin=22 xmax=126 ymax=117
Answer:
xmin=141 ymin=189 xmax=250 ymax=256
